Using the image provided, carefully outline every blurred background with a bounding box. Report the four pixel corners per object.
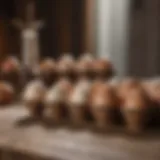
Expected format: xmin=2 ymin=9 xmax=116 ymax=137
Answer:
xmin=0 ymin=0 xmax=160 ymax=77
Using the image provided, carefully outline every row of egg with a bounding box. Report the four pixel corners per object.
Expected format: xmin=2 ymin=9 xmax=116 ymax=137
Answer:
xmin=22 ymin=77 xmax=160 ymax=133
xmin=38 ymin=54 xmax=113 ymax=85
xmin=0 ymin=54 xmax=113 ymax=88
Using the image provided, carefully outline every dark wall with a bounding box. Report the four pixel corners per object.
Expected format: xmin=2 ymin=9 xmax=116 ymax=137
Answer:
xmin=0 ymin=0 xmax=16 ymax=18
xmin=0 ymin=0 xmax=87 ymax=59
xmin=36 ymin=0 xmax=57 ymax=59
xmin=36 ymin=0 xmax=85 ymax=59
xmin=0 ymin=0 xmax=17 ymax=59
xmin=128 ymin=0 xmax=160 ymax=77
xmin=72 ymin=0 xmax=85 ymax=57
xmin=128 ymin=0 xmax=148 ymax=76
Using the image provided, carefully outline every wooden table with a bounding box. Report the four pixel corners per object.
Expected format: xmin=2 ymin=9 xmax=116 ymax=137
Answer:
xmin=0 ymin=105 xmax=159 ymax=160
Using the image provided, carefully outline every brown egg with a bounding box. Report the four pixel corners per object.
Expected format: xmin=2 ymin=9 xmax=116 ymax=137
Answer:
xmin=1 ymin=56 xmax=20 ymax=73
xmin=68 ymin=79 xmax=92 ymax=125
xmin=90 ymin=82 xmax=118 ymax=128
xmin=44 ymin=78 xmax=72 ymax=123
xmin=57 ymin=54 xmax=75 ymax=82
xmin=1 ymin=56 xmax=21 ymax=91
xmin=145 ymin=79 xmax=160 ymax=103
xmin=93 ymin=59 xmax=113 ymax=80
xmin=23 ymin=80 xmax=46 ymax=118
xmin=39 ymin=58 xmax=57 ymax=86
xmin=0 ymin=81 xmax=14 ymax=105
xmin=76 ymin=54 xmax=94 ymax=80
xmin=117 ymin=78 xmax=141 ymax=104
xmin=122 ymin=87 xmax=149 ymax=133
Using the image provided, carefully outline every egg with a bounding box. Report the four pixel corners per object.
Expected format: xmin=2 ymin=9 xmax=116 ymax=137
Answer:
xmin=93 ymin=58 xmax=113 ymax=80
xmin=122 ymin=87 xmax=149 ymax=133
xmin=1 ymin=56 xmax=20 ymax=73
xmin=23 ymin=80 xmax=46 ymax=117
xmin=39 ymin=58 xmax=57 ymax=86
xmin=0 ymin=81 xmax=14 ymax=105
xmin=142 ymin=79 xmax=160 ymax=126
xmin=76 ymin=54 xmax=94 ymax=80
xmin=68 ymin=79 xmax=92 ymax=125
xmin=57 ymin=54 xmax=75 ymax=82
xmin=1 ymin=56 xmax=21 ymax=91
xmin=145 ymin=79 xmax=160 ymax=103
xmin=90 ymin=82 xmax=119 ymax=128
xmin=117 ymin=78 xmax=141 ymax=104
xmin=44 ymin=78 xmax=72 ymax=122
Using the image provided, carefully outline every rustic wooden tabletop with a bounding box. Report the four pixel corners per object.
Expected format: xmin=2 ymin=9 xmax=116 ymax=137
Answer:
xmin=0 ymin=105 xmax=159 ymax=160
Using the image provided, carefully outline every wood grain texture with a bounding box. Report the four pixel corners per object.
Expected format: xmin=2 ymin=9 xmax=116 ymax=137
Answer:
xmin=0 ymin=105 xmax=159 ymax=160
xmin=0 ymin=18 xmax=8 ymax=60
xmin=55 ymin=0 xmax=73 ymax=54
xmin=83 ymin=0 xmax=95 ymax=53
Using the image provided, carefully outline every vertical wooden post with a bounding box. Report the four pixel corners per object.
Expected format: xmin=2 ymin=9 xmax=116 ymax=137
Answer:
xmin=145 ymin=0 xmax=159 ymax=76
xmin=56 ymin=0 xmax=73 ymax=54
xmin=83 ymin=0 xmax=95 ymax=53
xmin=0 ymin=18 xmax=8 ymax=61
